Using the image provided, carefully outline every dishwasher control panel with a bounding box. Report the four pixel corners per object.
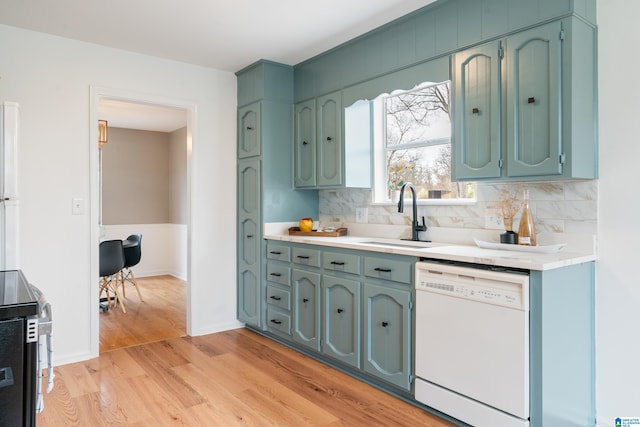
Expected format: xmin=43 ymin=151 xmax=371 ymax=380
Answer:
xmin=416 ymin=262 xmax=529 ymax=310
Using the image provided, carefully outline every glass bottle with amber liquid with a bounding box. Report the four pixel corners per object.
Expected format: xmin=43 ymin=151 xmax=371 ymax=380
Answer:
xmin=518 ymin=189 xmax=537 ymax=246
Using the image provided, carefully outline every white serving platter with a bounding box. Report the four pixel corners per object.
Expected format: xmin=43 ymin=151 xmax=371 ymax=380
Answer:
xmin=474 ymin=238 xmax=566 ymax=254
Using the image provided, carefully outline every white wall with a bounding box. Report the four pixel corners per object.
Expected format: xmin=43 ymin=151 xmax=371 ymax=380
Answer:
xmin=0 ymin=24 xmax=241 ymax=364
xmin=597 ymin=1 xmax=640 ymax=424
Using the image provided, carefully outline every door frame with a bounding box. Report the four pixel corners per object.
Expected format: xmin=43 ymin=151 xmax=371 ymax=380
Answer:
xmin=89 ymin=86 xmax=196 ymax=357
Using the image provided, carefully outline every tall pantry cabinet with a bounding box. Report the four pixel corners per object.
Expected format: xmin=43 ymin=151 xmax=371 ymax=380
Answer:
xmin=236 ymin=61 xmax=318 ymax=328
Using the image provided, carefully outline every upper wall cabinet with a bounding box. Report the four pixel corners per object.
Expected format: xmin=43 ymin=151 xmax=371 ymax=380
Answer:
xmin=294 ymin=91 xmax=371 ymax=189
xmin=238 ymin=102 xmax=261 ymax=158
xmin=452 ymin=18 xmax=597 ymax=182
xmin=452 ymin=41 xmax=502 ymax=180
xmin=294 ymin=99 xmax=317 ymax=187
xmin=317 ymin=93 xmax=343 ymax=187
xmin=294 ymin=0 xmax=595 ymax=103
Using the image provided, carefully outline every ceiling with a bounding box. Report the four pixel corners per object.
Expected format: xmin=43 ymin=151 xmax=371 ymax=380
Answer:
xmin=0 ymin=0 xmax=439 ymax=131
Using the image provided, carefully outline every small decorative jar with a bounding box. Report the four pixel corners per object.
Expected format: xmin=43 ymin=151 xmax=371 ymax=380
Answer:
xmin=500 ymin=217 xmax=517 ymax=244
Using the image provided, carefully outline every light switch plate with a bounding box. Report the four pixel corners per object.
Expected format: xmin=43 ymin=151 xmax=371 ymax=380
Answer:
xmin=72 ymin=197 xmax=84 ymax=215
xmin=484 ymin=207 xmax=503 ymax=230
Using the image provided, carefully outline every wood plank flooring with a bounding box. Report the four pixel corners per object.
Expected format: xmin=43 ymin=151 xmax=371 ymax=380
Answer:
xmin=40 ymin=274 xmax=455 ymax=425
xmin=100 ymin=275 xmax=187 ymax=353
xmin=38 ymin=328 xmax=455 ymax=426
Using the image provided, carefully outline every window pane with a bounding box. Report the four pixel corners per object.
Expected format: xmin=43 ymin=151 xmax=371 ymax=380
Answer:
xmin=386 ymin=83 xmax=451 ymax=147
xmin=381 ymin=81 xmax=475 ymax=201
xmin=387 ymin=145 xmax=474 ymax=199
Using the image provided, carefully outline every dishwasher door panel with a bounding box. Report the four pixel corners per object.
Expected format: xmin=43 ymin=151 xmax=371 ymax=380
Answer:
xmin=416 ymin=289 xmax=529 ymax=419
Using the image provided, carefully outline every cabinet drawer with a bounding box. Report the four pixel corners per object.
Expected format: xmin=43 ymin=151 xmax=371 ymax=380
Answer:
xmin=266 ymin=284 xmax=291 ymax=311
xmin=266 ymin=243 xmax=291 ymax=262
xmin=266 ymin=306 xmax=291 ymax=335
xmin=292 ymin=247 xmax=321 ymax=267
xmin=266 ymin=263 xmax=290 ymax=286
xmin=322 ymin=251 xmax=361 ymax=275
xmin=364 ymin=256 xmax=413 ymax=284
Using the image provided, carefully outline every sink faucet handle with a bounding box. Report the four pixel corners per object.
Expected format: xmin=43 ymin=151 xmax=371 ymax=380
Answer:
xmin=417 ymin=216 xmax=427 ymax=232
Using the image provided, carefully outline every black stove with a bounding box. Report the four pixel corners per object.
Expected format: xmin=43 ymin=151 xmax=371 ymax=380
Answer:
xmin=0 ymin=270 xmax=39 ymax=427
xmin=0 ymin=270 xmax=39 ymax=320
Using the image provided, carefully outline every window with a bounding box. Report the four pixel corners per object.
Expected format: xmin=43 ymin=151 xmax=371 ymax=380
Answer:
xmin=372 ymin=81 xmax=475 ymax=203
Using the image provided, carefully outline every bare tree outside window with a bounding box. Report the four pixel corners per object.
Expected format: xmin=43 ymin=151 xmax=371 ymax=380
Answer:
xmin=385 ymin=82 xmax=474 ymax=200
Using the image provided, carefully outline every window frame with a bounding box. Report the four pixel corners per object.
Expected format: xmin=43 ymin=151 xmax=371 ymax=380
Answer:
xmin=371 ymin=80 xmax=476 ymax=205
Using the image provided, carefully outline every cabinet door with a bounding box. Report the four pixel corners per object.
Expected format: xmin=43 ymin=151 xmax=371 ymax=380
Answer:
xmin=505 ymin=22 xmax=562 ymax=177
xmin=238 ymin=102 xmax=261 ymax=158
xmin=452 ymin=41 xmax=502 ymax=180
xmin=322 ymin=275 xmax=361 ymax=368
xmin=237 ymin=159 xmax=261 ymax=326
xmin=292 ymin=269 xmax=321 ymax=351
xmin=294 ymin=99 xmax=317 ymax=187
xmin=363 ymin=283 xmax=412 ymax=391
xmin=317 ymin=91 xmax=343 ymax=187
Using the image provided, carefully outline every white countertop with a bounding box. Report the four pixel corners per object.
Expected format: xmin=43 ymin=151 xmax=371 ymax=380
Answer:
xmin=264 ymin=223 xmax=596 ymax=271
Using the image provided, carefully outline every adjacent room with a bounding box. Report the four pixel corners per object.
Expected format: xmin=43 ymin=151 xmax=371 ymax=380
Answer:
xmin=97 ymin=99 xmax=189 ymax=353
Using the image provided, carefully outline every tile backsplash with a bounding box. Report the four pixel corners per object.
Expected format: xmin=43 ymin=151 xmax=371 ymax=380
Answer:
xmin=319 ymin=180 xmax=597 ymax=235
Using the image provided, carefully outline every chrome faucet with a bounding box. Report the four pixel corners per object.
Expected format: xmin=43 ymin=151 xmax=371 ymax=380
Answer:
xmin=397 ymin=182 xmax=427 ymax=241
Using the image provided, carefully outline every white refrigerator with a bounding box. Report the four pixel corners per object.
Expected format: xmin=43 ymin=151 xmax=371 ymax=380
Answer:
xmin=0 ymin=101 xmax=20 ymax=271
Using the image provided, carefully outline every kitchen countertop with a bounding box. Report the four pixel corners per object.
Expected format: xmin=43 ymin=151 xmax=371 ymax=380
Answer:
xmin=264 ymin=226 xmax=596 ymax=271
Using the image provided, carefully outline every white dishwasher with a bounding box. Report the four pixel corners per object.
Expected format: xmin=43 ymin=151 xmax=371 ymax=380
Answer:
xmin=414 ymin=261 xmax=530 ymax=427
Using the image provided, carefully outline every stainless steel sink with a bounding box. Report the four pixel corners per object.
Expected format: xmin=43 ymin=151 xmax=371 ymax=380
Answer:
xmin=359 ymin=240 xmax=437 ymax=249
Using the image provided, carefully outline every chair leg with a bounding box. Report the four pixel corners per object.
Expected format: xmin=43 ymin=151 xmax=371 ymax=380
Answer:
xmin=119 ymin=270 xmax=126 ymax=298
xmin=100 ymin=273 xmax=126 ymax=313
xmin=112 ymin=272 xmax=126 ymax=313
xmin=122 ymin=268 xmax=143 ymax=302
xmin=128 ymin=269 xmax=143 ymax=301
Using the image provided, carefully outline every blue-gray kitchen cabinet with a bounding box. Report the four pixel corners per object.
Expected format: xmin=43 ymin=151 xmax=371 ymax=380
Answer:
xmin=452 ymin=18 xmax=597 ymax=182
xmin=505 ymin=21 xmax=563 ymax=178
xmin=237 ymin=102 xmax=261 ymax=159
xmin=292 ymin=268 xmax=321 ymax=351
xmin=294 ymin=91 xmax=371 ymax=189
xmin=259 ymin=241 xmax=415 ymax=394
xmin=293 ymin=99 xmax=316 ymax=188
xmin=322 ymin=274 xmax=361 ymax=369
xmin=452 ymin=41 xmax=502 ymax=180
xmin=237 ymin=158 xmax=261 ymax=326
xmin=363 ymin=279 xmax=412 ymax=391
xmin=317 ymin=91 xmax=343 ymax=187
xmin=236 ymin=60 xmax=319 ymax=329
xmin=265 ymin=242 xmax=292 ymax=336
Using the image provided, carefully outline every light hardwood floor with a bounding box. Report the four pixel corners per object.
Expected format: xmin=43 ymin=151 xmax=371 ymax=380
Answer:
xmin=38 ymin=328 xmax=455 ymax=426
xmin=100 ymin=275 xmax=187 ymax=353
xmin=39 ymin=275 xmax=454 ymax=426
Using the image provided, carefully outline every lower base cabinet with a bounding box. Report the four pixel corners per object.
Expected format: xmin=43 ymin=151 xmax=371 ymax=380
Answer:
xmin=264 ymin=240 xmax=415 ymax=394
xmin=322 ymin=275 xmax=361 ymax=368
xmin=292 ymin=269 xmax=321 ymax=350
xmin=363 ymin=283 xmax=412 ymax=390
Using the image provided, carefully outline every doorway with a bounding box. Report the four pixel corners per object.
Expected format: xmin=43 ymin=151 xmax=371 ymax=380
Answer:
xmin=89 ymin=87 xmax=196 ymax=357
